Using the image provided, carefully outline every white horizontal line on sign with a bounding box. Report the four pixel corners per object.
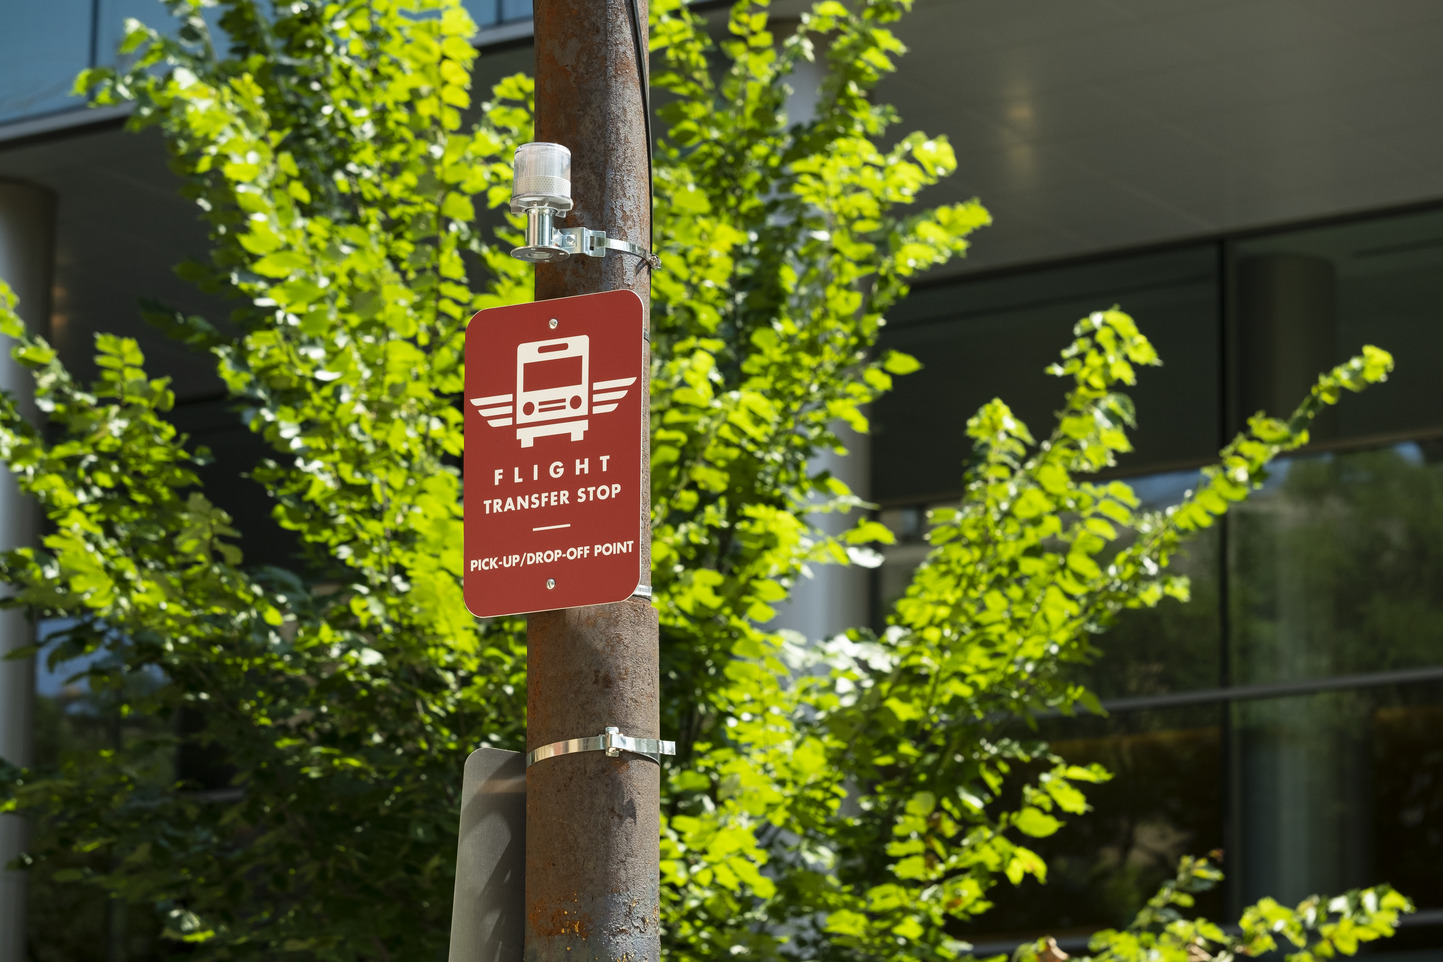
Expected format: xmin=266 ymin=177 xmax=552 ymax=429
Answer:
xmin=532 ymin=523 xmax=572 ymax=532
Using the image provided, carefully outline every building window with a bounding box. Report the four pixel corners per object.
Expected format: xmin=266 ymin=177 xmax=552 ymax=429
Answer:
xmin=28 ymin=620 xmax=177 ymax=961
xmin=872 ymin=205 xmax=1443 ymax=949
xmin=0 ymin=0 xmax=92 ymax=125
xmin=0 ymin=1 xmax=531 ymax=131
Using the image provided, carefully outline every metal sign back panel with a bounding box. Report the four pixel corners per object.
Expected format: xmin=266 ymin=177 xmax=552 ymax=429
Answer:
xmin=464 ymin=290 xmax=645 ymax=617
xmin=448 ymin=747 xmax=524 ymax=962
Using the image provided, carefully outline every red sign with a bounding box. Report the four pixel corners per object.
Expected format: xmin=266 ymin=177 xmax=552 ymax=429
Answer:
xmin=464 ymin=290 xmax=645 ymax=618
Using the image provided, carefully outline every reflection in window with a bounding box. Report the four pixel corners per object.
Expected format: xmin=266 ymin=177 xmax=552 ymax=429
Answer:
xmin=96 ymin=0 xmax=160 ymax=71
xmin=875 ymin=438 xmax=1443 ymax=947
xmin=1234 ymin=208 xmax=1443 ymax=441
xmin=957 ymin=707 xmax=1223 ymax=947
xmin=1231 ymin=682 xmax=1443 ymax=914
xmin=0 ymin=0 xmax=527 ymax=131
xmin=0 ymin=0 xmax=92 ymax=125
xmin=1229 ymin=442 xmax=1443 ymax=684
xmin=866 ymin=204 xmax=1443 ymax=952
xmin=1073 ymin=471 xmax=1222 ymax=700
xmin=1371 ymin=696 xmax=1443 ymax=911
xmin=28 ymin=619 xmax=175 ymax=962
xmin=464 ymin=0 xmax=534 ymax=29
xmin=871 ymin=246 xmax=1219 ymax=504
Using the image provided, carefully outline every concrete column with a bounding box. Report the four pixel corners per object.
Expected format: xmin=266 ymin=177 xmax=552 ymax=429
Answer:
xmin=1231 ymin=252 xmax=1370 ymax=906
xmin=769 ymin=42 xmax=874 ymax=645
xmin=0 ymin=180 xmax=53 ymax=962
xmin=773 ymin=425 xmax=873 ymax=643
xmin=1234 ymin=691 xmax=1371 ymax=906
xmin=1236 ymin=253 xmax=1338 ymax=436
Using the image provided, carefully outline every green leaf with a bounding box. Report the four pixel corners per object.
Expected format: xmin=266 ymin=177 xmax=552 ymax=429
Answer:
xmin=881 ymin=350 xmax=922 ymax=375
xmin=252 ymin=251 xmax=309 ymax=277
xmin=1013 ymin=807 xmax=1064 ymax=838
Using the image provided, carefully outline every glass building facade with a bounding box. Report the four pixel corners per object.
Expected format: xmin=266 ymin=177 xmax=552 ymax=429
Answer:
xmin=872 ymin=205 xmax=1443 ymax=952
xmin=0 ymin=0 xmax=533 ymax=127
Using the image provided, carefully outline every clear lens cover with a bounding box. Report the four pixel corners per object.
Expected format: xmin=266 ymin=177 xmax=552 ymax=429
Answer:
xmin=512 ymin=142 xmax=573 ymax=212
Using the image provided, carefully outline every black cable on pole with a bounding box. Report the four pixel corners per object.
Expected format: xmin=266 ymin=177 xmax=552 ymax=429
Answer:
xmin=623 ymin=0 xmax=656 ymax=262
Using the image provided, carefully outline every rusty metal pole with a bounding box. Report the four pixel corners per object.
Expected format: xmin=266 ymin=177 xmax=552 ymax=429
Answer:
xmin=524 ymin=0 xmax=658 ymax=959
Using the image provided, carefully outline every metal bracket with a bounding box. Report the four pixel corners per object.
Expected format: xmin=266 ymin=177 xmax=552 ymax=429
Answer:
xmin=525 ymin=727 xmax=676 ymax=768
xmin=557 ymin=226 xmax=652 ymax=261
xmin=511 ymin=205 xmax=659 ymax=268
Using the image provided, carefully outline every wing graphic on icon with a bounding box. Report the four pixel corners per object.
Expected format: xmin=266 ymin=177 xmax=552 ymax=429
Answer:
xmin=470 ymin=393 xmax=515 ymax=428
xmin=590 ymin=376 xmax=637 ymax=414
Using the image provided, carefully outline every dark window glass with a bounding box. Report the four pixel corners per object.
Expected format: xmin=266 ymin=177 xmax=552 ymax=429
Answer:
xmin=29 ymin=619 xmax=176 ymax=961
xmin=1076 ymin=471 xmax=1222 ymax=700
xmin=1230 ymin=680 xmax=1443 ymax=915
xmin=1229 ymin=442 xmax=1443 ymax=685
xmin=0 ymin=0 xmax=92 ymax=124
xmin=872 ymin=246 xmax=1219 ymax=505
xmin=872 ymin=208 xmax=1443 ymax=955
xmin=33 ymin=620 xmax=116 ymax=769
xmin=957 ymin=705 xmax=1224 ymax=949
xmin=1233 ymin=208 xmax=1443 ymax=441
xmin=30 ymin=623 xmax=115 ymax=962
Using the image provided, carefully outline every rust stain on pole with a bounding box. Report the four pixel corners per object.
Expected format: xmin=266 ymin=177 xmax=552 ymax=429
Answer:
xmin=525 ymin=0 xmax=657 ymax=959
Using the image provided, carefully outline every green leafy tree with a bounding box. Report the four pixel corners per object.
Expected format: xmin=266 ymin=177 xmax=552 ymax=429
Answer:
xmin=0 ymin=0 xmax=1409 ymax=960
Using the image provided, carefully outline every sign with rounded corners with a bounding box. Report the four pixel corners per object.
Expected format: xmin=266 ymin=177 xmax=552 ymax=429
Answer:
xmin=464 ymin=289 xmax=645 ymax=617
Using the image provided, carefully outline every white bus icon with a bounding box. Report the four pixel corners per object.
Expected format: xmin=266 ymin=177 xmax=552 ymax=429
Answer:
xmin=471 ymin=335 xmax=637 ymax=447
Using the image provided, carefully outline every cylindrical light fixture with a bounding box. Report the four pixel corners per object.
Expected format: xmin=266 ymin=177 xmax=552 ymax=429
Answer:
xmin=510 ymin=143 xmax=573 ymax=262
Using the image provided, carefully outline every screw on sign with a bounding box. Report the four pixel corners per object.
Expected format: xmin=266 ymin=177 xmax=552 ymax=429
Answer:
xmin=464 ymin=289 xmax=645 ymax=617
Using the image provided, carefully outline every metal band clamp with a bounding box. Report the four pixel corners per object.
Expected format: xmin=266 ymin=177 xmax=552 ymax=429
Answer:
xmin=557 ymin=227 xmax=653 ymax=262
xmin=526 ymin=726 xmax=676 ymax=768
